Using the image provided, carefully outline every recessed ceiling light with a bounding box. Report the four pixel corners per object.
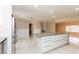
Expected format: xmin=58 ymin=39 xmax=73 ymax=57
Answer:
xmin=53 ymin=16 xmax=56 ymax=18
xmin=50 ymin=10 xmax=54 ymax=13
xmin=75 ymin=8 xmax=79 ymax=11
xmin=34 ymin=5 xmax=38 ymax=8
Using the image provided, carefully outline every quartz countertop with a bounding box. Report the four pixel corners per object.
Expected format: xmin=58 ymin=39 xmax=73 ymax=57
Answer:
xmin=34 ymin=33 xmax=68 ymax=37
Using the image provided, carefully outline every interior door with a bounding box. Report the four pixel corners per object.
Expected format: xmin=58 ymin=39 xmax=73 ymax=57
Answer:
xmin=29 ymin=23 xmax=32 ymax=36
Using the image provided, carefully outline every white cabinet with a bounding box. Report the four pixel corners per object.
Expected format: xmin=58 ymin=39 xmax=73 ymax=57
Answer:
xmin=36 ymin=33 xmax=69 ymax=53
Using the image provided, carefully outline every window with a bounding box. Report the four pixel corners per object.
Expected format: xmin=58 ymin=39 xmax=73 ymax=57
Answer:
xmin=65 ymin=25 xmax=79 ymax=32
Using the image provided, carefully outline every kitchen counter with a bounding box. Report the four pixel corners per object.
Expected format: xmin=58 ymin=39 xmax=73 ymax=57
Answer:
xmin=34 ymin=33 xmax=69 ymax=53
xmin=34 ymin=33 xmax=68 ymax=37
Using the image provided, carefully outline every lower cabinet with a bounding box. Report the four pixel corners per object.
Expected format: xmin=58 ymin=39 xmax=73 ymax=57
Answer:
xmin=37 ymin=34 xmax=69 ymax=53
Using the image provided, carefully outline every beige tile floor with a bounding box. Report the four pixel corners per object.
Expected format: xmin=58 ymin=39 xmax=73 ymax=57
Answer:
xmin=15 ymin=37 xmax=79 ymax=54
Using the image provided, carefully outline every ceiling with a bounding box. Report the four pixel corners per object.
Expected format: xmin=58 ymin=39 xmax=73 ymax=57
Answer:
xmin=12 ymin=5 xmax=79 ymax=21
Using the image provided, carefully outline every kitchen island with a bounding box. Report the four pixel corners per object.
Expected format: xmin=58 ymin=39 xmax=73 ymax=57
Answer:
xmin=34 ymin=33 xmax=69 ymax=53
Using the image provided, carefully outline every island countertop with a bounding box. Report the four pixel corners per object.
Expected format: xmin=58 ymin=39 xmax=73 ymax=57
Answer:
xmin=34 ymin=32 xmax=68 ymax=37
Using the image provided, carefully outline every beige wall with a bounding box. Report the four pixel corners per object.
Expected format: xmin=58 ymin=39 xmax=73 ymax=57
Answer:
xmin=46 ymin=21 xmax=55 ymax=33
xmin=16 ymin=19 xmax=29 ymax=29
xmin=32 ymin=21 xmax=41 ymax=34
xmin=56 ymin=18 xmax=79 ymax=37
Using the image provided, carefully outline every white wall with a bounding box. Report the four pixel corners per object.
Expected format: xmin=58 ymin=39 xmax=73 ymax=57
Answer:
xmin=0 ymin=5 xmax=12 ymax=53
xmin=15 ymin=19 xmax=55 ymax=39
xmin=16 ymin=19 xmax=29 ymax=39
xmin=40 ymin=21 xmax=55 ymax=33
xmin=16 ymin=20 xmax=42 ymax=39
xmin=32 ymin=21 xmax=41 ymax=34
xmin=32 ymin=21 xmax=55 ymax=34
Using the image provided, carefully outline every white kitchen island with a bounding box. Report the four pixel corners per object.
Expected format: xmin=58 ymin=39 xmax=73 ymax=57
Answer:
xmin=34 ymin=33 xmax=69 ymax=53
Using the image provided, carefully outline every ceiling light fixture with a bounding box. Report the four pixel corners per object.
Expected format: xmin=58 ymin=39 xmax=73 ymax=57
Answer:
xmin=75 ymin=8 xmax=79 ymax=11
xmin=34 ymin=5 xmax=38 ymax=8
xmin=53 ymin=16 xmax=56 ymax=18
xmin=50 ymin=10 xmax=54 ymax=13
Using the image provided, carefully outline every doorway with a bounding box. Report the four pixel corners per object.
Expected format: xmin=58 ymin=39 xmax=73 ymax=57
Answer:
xmin=29 ymin=23 xmax=33 ymax=37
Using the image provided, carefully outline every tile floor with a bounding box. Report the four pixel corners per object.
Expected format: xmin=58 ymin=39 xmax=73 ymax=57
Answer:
xmin=15 ymin=37 xmax=79 ymax=54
